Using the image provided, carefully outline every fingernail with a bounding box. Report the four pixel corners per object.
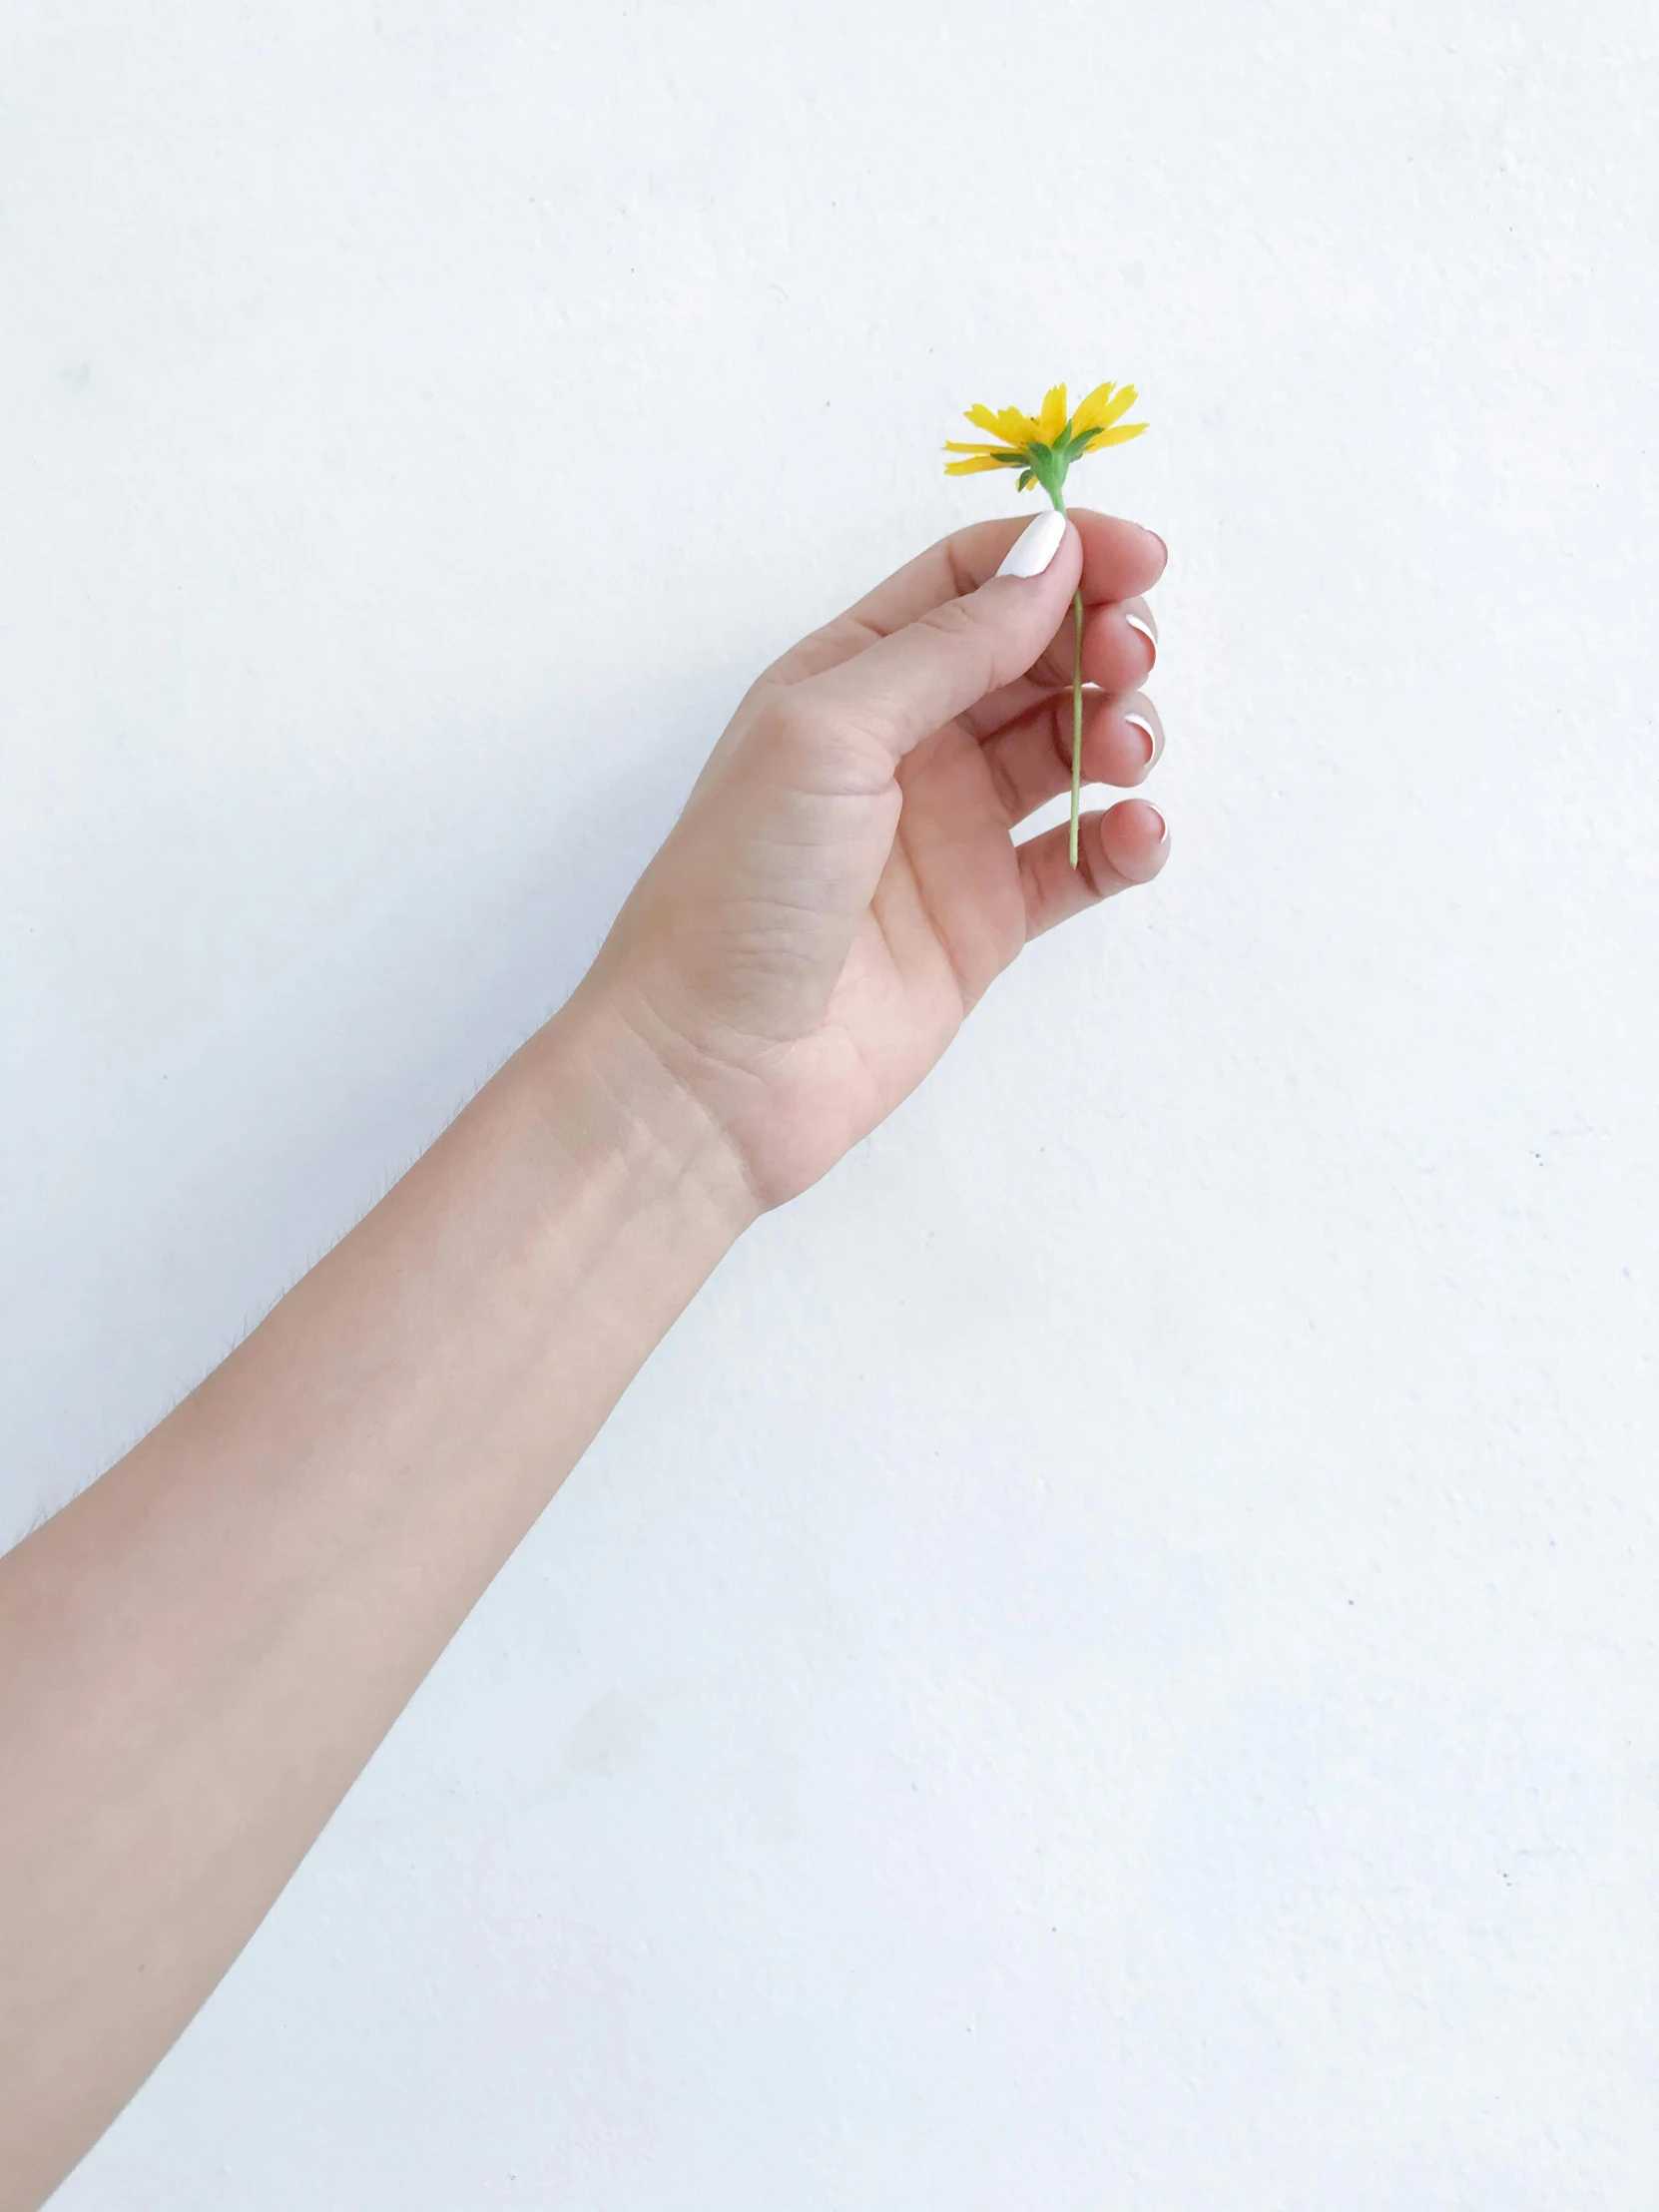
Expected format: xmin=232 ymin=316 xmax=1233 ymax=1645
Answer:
xmin=995 ymin=509 xmax=1067 ymax=579
xmin=1124 ymin=710 xmax=1161 ymax=769
xmin=1146 ymin=805 xmax=1167 ymax=842
xmin=1125 ymin=610 xmax=1158 ymax=667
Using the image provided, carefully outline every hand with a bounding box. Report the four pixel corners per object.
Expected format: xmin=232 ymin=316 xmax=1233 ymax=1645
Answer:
xmin=583 ymin=508 xmax=1169 ymax=1210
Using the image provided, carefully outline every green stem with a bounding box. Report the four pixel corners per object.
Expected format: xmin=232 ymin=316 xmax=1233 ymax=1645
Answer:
xmin=1069 ymin=583 xmax=1084 ymax=868
xmin=1036 ymin=483 xmax=1084 ymax=866
xmin=1049 ymin=488 xmax=1082 ymax=868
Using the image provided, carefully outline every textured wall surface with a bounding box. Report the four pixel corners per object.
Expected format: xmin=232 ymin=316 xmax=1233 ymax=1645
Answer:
xmin=5 ymin=2 xmax=1658 ymax=2203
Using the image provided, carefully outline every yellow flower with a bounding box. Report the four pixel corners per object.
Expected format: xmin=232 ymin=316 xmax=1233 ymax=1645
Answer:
xmin=944 ymin=380 xmax=1146 ymax=502
xmin=941 ymin=377 xmax=1151 ymax=870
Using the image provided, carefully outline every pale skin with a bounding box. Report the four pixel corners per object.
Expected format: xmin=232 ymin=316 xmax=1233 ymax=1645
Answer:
xmin=0 ymin=507 xmax=1166 ymax=2210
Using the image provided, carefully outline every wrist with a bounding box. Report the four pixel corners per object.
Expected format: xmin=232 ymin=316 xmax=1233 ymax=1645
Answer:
xmin=506 ymin=977 xmax=765 ymax=1260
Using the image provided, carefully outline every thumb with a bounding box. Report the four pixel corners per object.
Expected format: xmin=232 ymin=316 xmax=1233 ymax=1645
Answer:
xmin=792 ymin=511 xmax=1081 ymax=765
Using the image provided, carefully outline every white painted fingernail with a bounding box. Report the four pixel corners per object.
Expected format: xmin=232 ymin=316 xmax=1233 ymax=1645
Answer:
xmin=1125 ymin=611 xmax=1158 ymax=665
xmin=995 ymin=509 xmax=1067 ymax=579
xmin=1124 ymin=710 xmax=1161 ymax=768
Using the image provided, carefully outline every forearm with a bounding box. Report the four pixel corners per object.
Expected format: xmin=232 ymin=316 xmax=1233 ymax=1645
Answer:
xmin=0 ymin=983 xmax=755 ymax=2211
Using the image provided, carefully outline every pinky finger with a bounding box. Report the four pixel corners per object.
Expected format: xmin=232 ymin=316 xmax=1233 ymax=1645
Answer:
xmin=1018 ymin=799 xmax=1169 ymax=941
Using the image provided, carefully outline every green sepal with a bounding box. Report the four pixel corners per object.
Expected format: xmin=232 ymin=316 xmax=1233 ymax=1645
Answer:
xmin=1019 ymin=440 xmax=1071 ymax=505
xmin=1016 ymin=469 xmax=1035 ymax=492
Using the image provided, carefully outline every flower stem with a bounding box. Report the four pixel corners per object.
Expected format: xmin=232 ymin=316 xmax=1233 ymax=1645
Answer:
xmin=1069 ymin=584 xmax=1084 ymax=868
xmin=1045 ymin=488 xmax=1084 ymax=869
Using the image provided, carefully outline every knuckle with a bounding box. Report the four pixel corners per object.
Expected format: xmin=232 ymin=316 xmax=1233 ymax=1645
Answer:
xmin=917 ymin=596 xmax=981 ymax=647
xmin=919 ymin=593 xmax=1007 ymax=694
xmin=750 ymin=690 xmax=889 ymax=790
xmin=755 ymin=692 xmax=828 ymax=755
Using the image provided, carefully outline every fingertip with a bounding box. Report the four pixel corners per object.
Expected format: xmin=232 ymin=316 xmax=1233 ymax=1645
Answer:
xmin=1124 ymin=609 xmax=1157 ymax=677
xmin=1099 ymin=797 xmax=1169 ymax=882
xmin=1120 ymin=697 xmax=1163 ymax=777
xmin=990 ymin=508 xmax=1082 ymax=584
xmin=1070 ymin=508 xmax=1168 ymax=600
xmin=1080 ymin=600 xmax=1157 ymax=693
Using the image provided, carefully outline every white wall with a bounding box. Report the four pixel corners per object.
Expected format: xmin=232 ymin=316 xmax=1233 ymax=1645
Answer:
xmin=5 ymin=2 xmax=1657 ymax=2202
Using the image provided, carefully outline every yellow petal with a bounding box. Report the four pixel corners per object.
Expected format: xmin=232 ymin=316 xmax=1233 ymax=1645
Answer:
xmin=965 ymin=402 xmax=1039 ymax=444
xmin=1071 ymin=379 xmax=1138 ymax=436
xmin=943 ymin=439 xmax=1012 ymax=454
xmin=944 ymin=453 xmax=1009 ymax=474
xmin=969 ymin=402 xmax=1040 ymax=446
xmin=1070 ymin=379 xmax=1115 ymax=431
xmin=1096 ymin=383 xmax=1140 ymax=431
xmin=1036 ymin=384 xmax=1068 ymax=442
xmin=1093 ymin=420 xmax=1148 ymax=445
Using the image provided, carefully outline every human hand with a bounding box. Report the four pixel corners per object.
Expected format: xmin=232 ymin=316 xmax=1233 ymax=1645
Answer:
xmin=580 ymin=508 xmax=1169 ymax=1211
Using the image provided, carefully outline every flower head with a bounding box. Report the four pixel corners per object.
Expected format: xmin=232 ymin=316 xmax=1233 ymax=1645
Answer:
xmin=944 ymin=380 xmax=1146 ymax=506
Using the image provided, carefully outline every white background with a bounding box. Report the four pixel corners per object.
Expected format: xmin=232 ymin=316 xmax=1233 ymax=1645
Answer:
xmin=4 ymin=2 xmax=1657 ymax=2203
